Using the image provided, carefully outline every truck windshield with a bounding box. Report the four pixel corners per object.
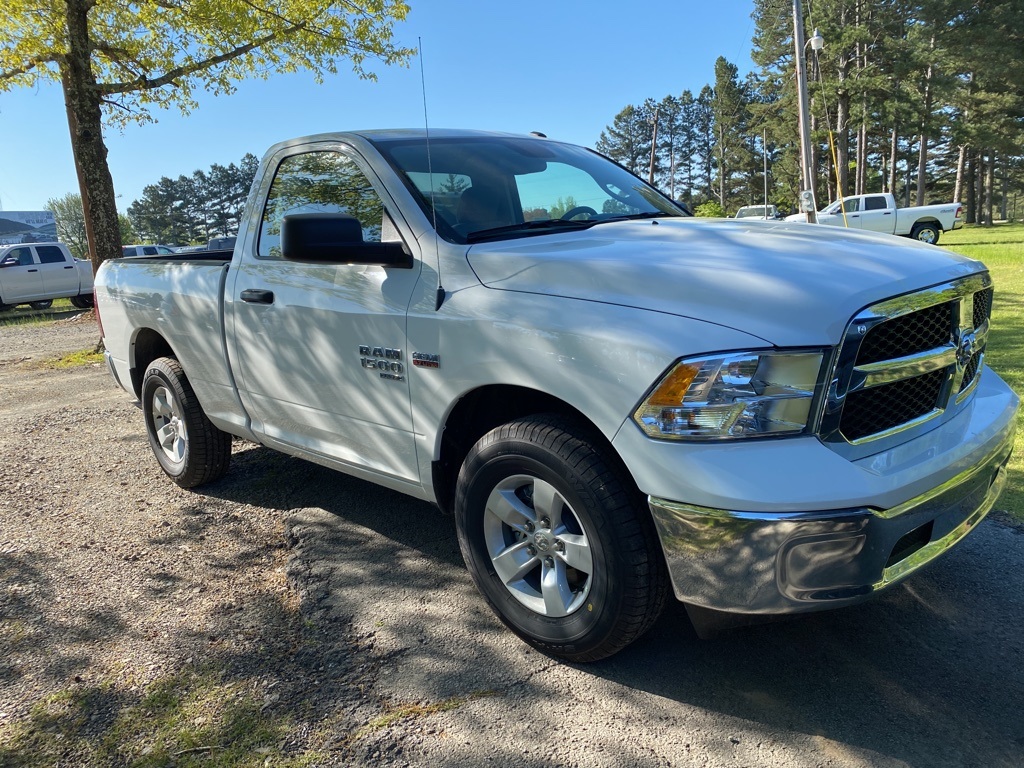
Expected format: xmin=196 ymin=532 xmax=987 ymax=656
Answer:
xmin=372 ymin=136 xmax=687 ymax=243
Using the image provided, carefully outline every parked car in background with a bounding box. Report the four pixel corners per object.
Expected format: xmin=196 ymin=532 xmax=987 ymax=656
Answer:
xmin=785 ymin=193 xmax=963 ymax=244
xmin=0 ymin=242 xmax=94 ymax=309
xmin=122 ymin=244 xmax=176 ymax=257
xmin=735 ymin=204 xmax=781 ymax=220
xmin=207 ymin=236 xmax=236 ymax=251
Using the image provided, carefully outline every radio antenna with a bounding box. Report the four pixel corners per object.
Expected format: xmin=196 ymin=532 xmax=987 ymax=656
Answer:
xmin=419 ymin=37 xmax=446 ymax=311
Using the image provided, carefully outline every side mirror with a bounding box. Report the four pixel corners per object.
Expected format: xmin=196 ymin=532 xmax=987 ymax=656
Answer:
xmin=281 ymin=213 xmax=412 ymax=268
xmin=0 ymin=255 xmax=19 ymax=268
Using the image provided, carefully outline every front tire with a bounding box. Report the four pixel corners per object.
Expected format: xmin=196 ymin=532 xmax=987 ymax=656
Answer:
xmin=911 ymin=222 xmax=940 ymax=244
xmin=141 ymin=357 xmax=231 ymax=488
xmin=29 ymin=300 xmax=53 ymax=310
xmin=454 ymin=415 xmax=668 ymax=661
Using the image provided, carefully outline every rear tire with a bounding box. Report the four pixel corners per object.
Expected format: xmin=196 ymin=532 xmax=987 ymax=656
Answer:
xmin=454 ymin=414 xmax=668 ymax=661
xmin=141 ymin=357 xmax=231 ymax=488
xmin=70 ymin=293 xmax=94 ymax=309
xmin=29 ymin=300 xmax=53 ymax=310
xmin=911 ymin=222 xmax=940 ymax=244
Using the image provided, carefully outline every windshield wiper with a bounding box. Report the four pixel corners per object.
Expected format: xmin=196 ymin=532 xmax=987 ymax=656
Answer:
xmin=465 ymin=218 xmax=597 ymax=242
xmin=590 ymin=211 xmax=678 ymax=225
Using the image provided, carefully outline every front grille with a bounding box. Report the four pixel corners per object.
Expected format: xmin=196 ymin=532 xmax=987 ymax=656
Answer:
xmin=856 ymin=301 xmax=953 ymax=364
xmin=841 ymin=369 xmax=946 ymax=441
xmin=959 ymin=353 xmax=981 ymax=393
xmin=973 ymin=287 xmax=993 ymax=329
xmin=823 ymin=275 xmax=992 ymax=447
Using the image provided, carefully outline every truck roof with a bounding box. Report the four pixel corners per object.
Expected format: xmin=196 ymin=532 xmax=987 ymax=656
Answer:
xmin=263 ymin=128 xmax=556 ymax=155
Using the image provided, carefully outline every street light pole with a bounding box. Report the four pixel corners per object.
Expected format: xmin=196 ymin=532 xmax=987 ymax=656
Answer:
xmin=793 ymin=0 xmax=817 ymax=223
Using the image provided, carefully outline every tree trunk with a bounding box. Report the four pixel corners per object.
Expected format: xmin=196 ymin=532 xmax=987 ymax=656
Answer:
xmin=836 ymin=89 xmax=849 ymax=196
xmin=1001 ymin=165 xmax=1008 ymax=221
xmin=976 ymin=151 xmax=987 ymax=225
xmin=985 ymin=152 xmax=995 ymax=226
xmin=916 ymin=38 xmax=935 ymax=206
xmin=965 ymin=152 xmax=977 ymax=223
xmin=63 ymin=0 xmax=123 ymax=273
xmin=888 ymin=127 xmax=899 ymax=194
xmin=954 ymin=145 xmax=967 ymax=204
xmin=856 ymin=112 xmax=867 ymax=195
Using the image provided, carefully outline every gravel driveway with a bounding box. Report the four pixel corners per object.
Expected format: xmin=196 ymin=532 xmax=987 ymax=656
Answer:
xmin=2 ymin=316 xmax=1023 ymax=767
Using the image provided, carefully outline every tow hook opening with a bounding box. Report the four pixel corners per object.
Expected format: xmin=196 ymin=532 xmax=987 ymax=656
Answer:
xmin=886 ymin=521 xmax=934 ymax=569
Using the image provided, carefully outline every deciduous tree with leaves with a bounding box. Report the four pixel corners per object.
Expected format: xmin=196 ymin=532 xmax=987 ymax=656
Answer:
xmin=1 ymin=0 xmax=412 ymax=272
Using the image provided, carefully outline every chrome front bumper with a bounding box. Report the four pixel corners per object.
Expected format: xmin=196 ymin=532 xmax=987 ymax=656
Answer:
xmin=649 ymin=426 xmax=1014 ymax=615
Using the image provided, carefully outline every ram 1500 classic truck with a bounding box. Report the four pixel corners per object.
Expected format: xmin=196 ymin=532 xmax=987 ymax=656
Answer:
xmin=0 ymin=241 xmax=94 ymax=310
xmin=95 ymin=130 xmax=1018 ymax=661
xmin=785 ymin=192 xmax=963 ymax=244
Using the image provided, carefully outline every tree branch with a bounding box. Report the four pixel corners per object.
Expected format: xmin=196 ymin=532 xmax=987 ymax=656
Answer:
xmin=0 ymin=54 xmax=60 ymax=82
xmin=98 ymin=25 xmax=303 ymax=95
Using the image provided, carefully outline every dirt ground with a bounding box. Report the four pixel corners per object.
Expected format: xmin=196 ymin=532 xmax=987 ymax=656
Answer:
xmin=2 ymin=314 xmax=1023 ymax=768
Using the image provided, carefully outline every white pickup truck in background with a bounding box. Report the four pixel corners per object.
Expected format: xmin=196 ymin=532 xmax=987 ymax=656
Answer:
xmin=786 ymin=192 xmax=963 ymax=243
xmin=95 ymin=130 xmax=1017 ymax=660
xmin=0 ymin=242 xmax=95 ymax=310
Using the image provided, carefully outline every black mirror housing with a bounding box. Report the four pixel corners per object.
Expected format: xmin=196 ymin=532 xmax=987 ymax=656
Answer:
xmin=281 ymin=213 xmax=412 ymax=268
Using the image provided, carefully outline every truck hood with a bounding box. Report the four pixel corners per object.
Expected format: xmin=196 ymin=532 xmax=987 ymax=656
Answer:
xmin=465 ymin=218 xmax=984 ymax=347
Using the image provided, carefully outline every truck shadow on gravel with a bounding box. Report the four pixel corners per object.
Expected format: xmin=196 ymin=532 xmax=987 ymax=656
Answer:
xmin=3 ymin=426 xmax=1022 ymax=766
xmin=194 ymin=443 xmax=1024 ymax=767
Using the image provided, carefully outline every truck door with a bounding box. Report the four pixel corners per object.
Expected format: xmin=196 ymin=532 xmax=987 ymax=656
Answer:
xmin=856 ymin=195 xmax=895 ymax=233
xmin=227 ymin=145 xmax=423 ymax=484
xmin=0 ymin=247 xmax=43 ymax=301
xmin=35 ymin=245 xmax=79 ymax=296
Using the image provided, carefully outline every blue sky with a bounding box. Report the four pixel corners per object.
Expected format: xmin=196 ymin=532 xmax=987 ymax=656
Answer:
xmin=0 ymin=1 xmax=759 ymax=214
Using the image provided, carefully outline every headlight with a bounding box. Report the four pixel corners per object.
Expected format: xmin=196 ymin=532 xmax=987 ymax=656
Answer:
xmin=633 ymin=350 xmax=826 ymax=440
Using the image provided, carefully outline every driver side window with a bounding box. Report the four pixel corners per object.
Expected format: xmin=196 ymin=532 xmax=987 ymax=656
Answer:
xmin=258 ymin=150 xmax=385 ymax=259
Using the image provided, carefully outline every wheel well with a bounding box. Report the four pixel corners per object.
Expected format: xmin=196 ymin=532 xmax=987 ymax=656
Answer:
xmin=432 ymin=385 xmax=627 ymax=516
xmin=129 ymin=328 xmax=175 ymax=397
xmin=912 ymin=218 xmax=940 ymax=229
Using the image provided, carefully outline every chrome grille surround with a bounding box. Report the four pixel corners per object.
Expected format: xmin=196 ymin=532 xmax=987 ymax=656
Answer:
xmin=819 ymin=273 xmax=993 ymax=459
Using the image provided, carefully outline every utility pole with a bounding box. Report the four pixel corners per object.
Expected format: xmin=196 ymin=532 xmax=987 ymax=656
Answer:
xmin=793 ymin=0 xmax=817 ymax=223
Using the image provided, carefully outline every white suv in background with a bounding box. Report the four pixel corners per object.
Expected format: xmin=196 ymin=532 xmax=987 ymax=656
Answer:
xmin=735 ymin=204 xmax=781 ymax=220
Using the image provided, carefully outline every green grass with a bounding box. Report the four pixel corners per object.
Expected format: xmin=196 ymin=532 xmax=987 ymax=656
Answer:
xmin=941 ymin=222 xmax=1024 ymax=522
xmin=46 ymin=349 xmax=105 ymax=368
xmin=0 ymin=668 xmax=321 ymax=768
xmin=0 ymin=297 xmax=84 ymax=327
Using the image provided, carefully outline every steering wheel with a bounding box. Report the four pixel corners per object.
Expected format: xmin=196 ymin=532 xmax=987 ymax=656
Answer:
xmin=560 ymin=206 xmax=598 ymax=221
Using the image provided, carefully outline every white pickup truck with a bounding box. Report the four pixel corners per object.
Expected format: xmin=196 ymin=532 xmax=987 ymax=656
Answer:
xmin=0 ymin=242 xmax=94 ymax=310
xmin=785 ymin=192 xmax=963 ymax=244
xmin=95 ymin=130 xmax=1018 ymax=660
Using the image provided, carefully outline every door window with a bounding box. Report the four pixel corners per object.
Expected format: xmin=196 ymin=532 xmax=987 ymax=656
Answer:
xmin=258 ymin=151 xmax=385 ymax=259
xmin=863 ymin=196 xmax=889 ymax=211
xmin=36 ymin=246 xmax=66 ymax=264
xmin=842 ymin=199 xmax=860 ymax=213
xmin=8 ymin=247 xmax=35 ymax=266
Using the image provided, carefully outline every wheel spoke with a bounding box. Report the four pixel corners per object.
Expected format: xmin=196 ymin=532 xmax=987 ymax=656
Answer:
xmin=530 ymin=479 xmax=566 ymax=528
xmin=156 ymin=423 xmax=177 ymax=451
xmin=541 ymin=559 xmax=575 ymax=616
xmin=153 ymin=389 xmax=174 ymax=419
xmin=557 ymin=533 xmax=592 ymax=574
xmin=491 ymin=541 xmax=538 ymax=586
xmin=486 ymin=487 xmax=535 ymax=533
xmin=171 ymin=433 xmax=186 ymax=462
